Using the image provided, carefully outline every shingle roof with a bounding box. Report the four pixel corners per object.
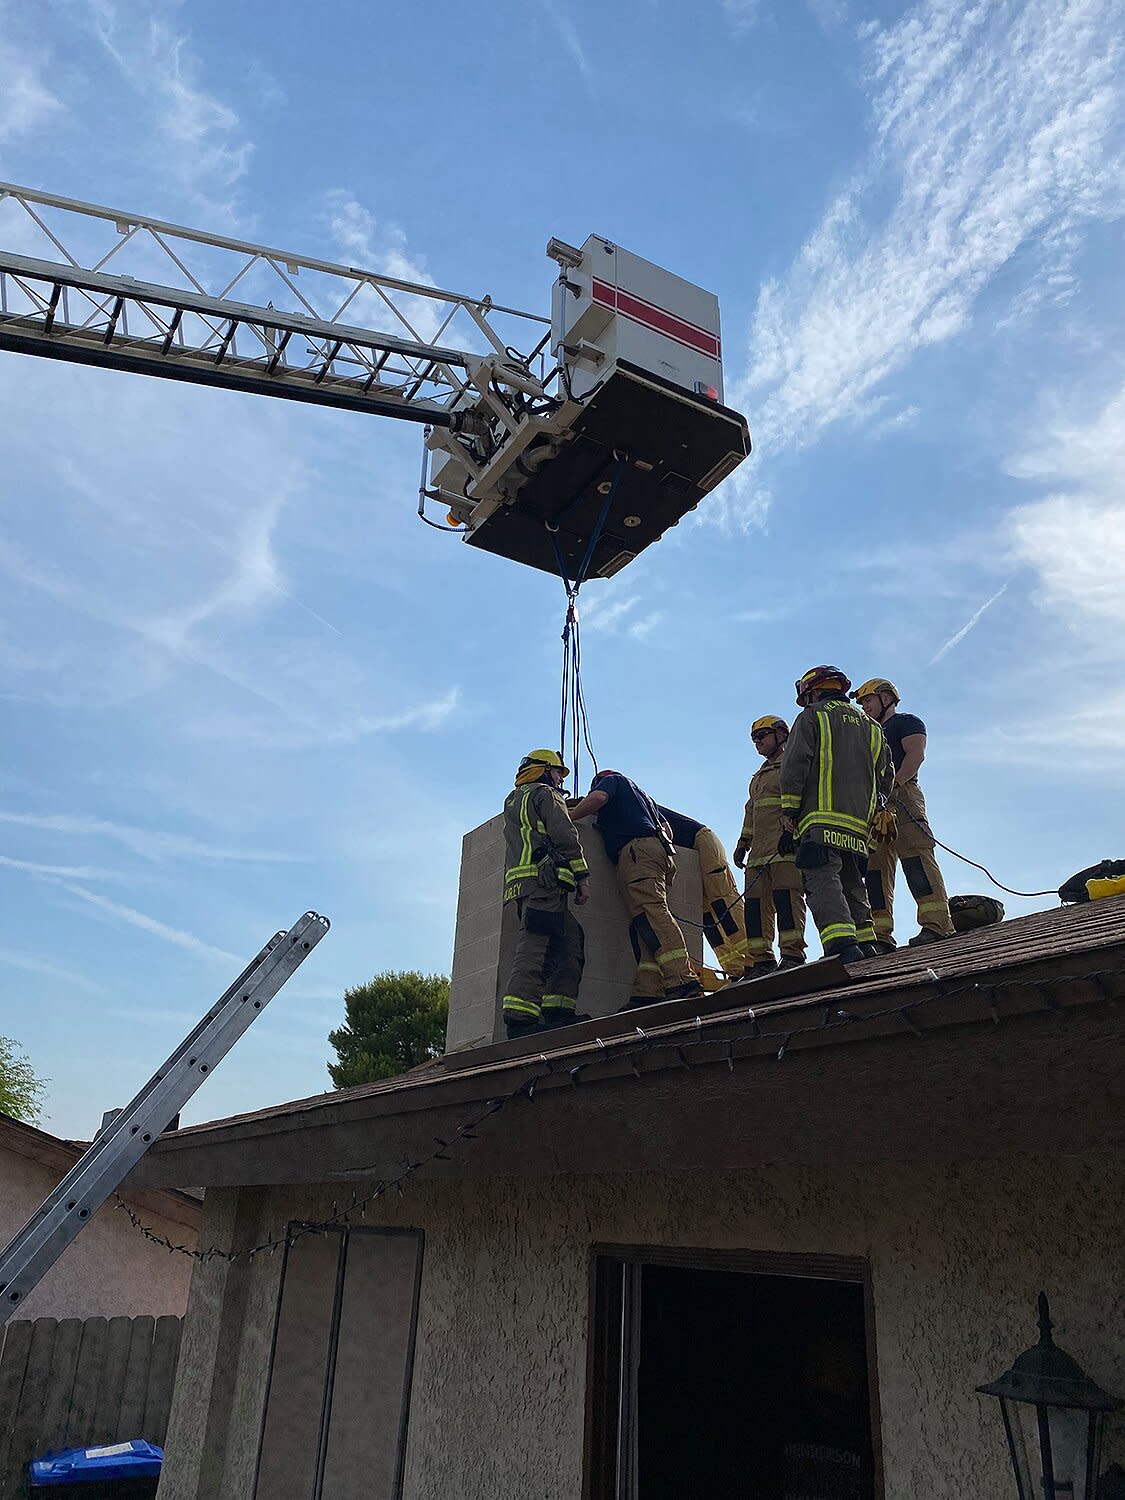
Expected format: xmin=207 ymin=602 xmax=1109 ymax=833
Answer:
xmin=156 ymin=895 xmax=1125 ymax=1142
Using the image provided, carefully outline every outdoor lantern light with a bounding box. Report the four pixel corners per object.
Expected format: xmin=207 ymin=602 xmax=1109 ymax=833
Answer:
xmin=977 ymin=1292 xmax=1120 ymax=1500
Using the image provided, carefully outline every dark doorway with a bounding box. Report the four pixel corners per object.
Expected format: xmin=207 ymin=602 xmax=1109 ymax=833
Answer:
xmin=585 ymin=1249 xmax=880 ymax=1500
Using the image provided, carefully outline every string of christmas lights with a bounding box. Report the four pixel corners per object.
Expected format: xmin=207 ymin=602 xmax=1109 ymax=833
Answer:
xmin=115 ymin=962 xmax=1118 ymax=1264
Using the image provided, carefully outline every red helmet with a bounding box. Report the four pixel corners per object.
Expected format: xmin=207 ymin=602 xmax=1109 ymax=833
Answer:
xmin=795 ymin=665 xmax=852 ymax=706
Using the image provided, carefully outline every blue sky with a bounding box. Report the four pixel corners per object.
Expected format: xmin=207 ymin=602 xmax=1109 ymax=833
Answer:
xmin=1 ymin=0 xmax=1123 ymax=1138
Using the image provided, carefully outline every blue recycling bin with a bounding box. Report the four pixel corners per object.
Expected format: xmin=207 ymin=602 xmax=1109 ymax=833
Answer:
xmin=28 ymin=1440 xmax=163 ymax=1497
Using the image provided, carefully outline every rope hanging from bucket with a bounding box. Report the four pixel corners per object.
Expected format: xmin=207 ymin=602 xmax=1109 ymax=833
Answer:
xmin=547 ymin=455 xmax=626 ymax=788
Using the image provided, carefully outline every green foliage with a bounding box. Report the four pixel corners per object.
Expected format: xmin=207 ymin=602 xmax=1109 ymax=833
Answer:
xmin=0 ymin=1035 xmax=47 ymax=1123
xmin=328 ymin=970 xmax=449 ymax=1089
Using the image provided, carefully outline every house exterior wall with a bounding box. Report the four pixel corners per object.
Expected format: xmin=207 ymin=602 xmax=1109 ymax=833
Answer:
xmin=0 ymin=1147 xmax=197 ymax=1319
xmin=447 ymin=814 xmax=705 ymax=1051
xmin=158 ymin=1149 xmax=1125 ymax=1500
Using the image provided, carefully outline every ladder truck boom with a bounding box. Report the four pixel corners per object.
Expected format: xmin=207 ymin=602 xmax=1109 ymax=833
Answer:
xmin=0 ymin=182 xmax=750 ymax=579
xmin=0 ymin=911 xmax=329 ymax=1326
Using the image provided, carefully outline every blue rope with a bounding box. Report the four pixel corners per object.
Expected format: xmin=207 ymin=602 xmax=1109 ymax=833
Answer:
xmin=548 ymin=455 xmax=627 ymax=783
xmin=574 ymin=457 xmax=625 ymax=588
xmin=549 ymin=530 xmax=573 ymax=594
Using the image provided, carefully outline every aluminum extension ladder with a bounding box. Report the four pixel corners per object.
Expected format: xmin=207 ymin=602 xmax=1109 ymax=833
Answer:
xmin=0 ymin=910 xmax=329 ymax=1325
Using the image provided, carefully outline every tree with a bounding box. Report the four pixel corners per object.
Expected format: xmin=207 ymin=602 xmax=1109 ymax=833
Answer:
xmin=0 ymin=1035 xmax=46 ymax=1122
xmin=328 ymin=971 xmax=449 ymax=1089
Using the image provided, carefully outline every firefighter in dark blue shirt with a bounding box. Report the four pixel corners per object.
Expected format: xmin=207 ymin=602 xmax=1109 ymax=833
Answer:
xmin=852 ymin=679 xmax=954 ymax=949
xmin=569 ymin=771 xmax=704 ymax=1007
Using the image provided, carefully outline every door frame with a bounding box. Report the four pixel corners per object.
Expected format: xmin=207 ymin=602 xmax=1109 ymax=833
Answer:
xmin=581 ymin=1244 xmax=884 ymax=1500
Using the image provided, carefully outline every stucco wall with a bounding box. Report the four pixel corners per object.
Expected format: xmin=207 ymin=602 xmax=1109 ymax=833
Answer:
xmin=0 ymin=1148 xmax=198 ymax=1319
xmin=159 ymin=1151 xmax=1125 ymax=1500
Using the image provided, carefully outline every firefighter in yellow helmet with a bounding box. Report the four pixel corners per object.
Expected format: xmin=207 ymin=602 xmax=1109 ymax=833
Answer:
xmin=851 ymin=679 xmax=955 ymax=949
xmin=733 ymin=715 xmax=808 ymax=975
xmin=779 ymin=667 xmax=892 ymax=962
xmin=500 ymin=749 xmax=591 ymax=1039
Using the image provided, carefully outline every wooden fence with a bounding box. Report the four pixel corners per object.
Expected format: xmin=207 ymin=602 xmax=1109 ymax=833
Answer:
xmin=0 ymin=1314 xmax=182 ymax=1498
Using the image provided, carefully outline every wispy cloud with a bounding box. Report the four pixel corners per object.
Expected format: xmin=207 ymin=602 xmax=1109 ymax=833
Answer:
xmin=628 ymin=611 xmax=665 ymax=641
xmin=971 ymin=686 xmax=1125 ymax=779
xmin=579 ymin=593 xmax=666 ymax=642
xmin=582 ymin=594 xmax=642 ymax=635
xmin=103 ymin=1005 xmax=200 ymax=1026
xmin=83 ymin=3 xmax=252 ymax=215
xmin=55 ymin=882 xmax=238 ymax=965
xmin=0 ymin=948 xmax=102 ymax=995
xmin=0 ymin=450 xmax=446 ymax=744
xmin=199 ymin=685 xmax=463 ymax=752
xmin=323 ymin=190 xmax=443 ymax=344
xmin=1005 ymin=380 xmax=1125 ymax=632
xmin=955 ymin=380 xmax=1125 ymax=775
xmin=870 ymin=404 xmax=920 ymax=438
xmin=719 ymin=0 xmax=763 ymax=31
xmin=727 ymin=0 xmax=1125 ymax=523
xmin=730 ymin=606 xmax=786 ymax=624
xmin=0 ymin=853 xmax=123 ymax=880
xmin=141 ymin=494 xmax=287 ymax=656
xmin=0 ymin=32 xmax=63 ymax=146
xmin=806 ymin=0 xmax=847 ymax=32
xmin=929 ymin=581 xmax=1010 ymax=664
xmin=700 ymin=477 xmax=772 ymax=535
xmin=541 ymin=1 xmax=596 ymax=91
xmin=0 ymin=810 xmax=298 ymax=864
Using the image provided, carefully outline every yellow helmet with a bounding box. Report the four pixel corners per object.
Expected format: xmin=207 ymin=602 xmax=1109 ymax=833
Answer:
xmin=516 ymin=748 xmax=569 ymax=785
xmin=851 ymin=678 xmax=900 ymax=705
xmin=750 ymin=714 xmax=788 ymax=738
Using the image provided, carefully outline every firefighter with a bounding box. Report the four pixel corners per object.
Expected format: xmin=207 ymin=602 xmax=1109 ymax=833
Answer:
xmin=852 ymin=678 xmax=955 ymax=950
xmin=779 ymin=667 xmax=892 ymax=963
xmin=733 ymin=715 xmax=807 ymax=975
xmin=501 ymin=749 xmax=590 ymax=1040
xmin=657 ymin=805 xmax=750 ymax=979
xmin=569 ymin=770 xmax=704 ymax=1007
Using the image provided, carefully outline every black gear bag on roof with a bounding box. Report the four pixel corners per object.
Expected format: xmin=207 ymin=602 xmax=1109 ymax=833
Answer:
xmin=949 ymin=894 xmax=1005 ymax=932
xmin=1058 ymin=860 xmax=1125 ymax=904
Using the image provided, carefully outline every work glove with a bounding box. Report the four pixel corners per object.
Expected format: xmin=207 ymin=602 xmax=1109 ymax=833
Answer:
xmin=777 ymin=830 xmax=795 ymax=857
xmin=872 ymin=807 xmax=898 ymax=844
xmin=733 ymin=840 xmax=749 ymax=870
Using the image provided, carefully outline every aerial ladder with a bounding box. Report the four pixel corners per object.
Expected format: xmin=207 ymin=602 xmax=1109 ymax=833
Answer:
xmin=0 ymin=912 xmax=329 ymax=1327
xmin=0 ymin=189 xmax=747 ymax=1316
xmin=0 ymin=182 xmax=750 ymax=581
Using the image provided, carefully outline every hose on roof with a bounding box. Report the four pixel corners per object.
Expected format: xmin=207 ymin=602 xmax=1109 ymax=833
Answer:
xmin=897 ymin=804 xmax=1056 ymax=899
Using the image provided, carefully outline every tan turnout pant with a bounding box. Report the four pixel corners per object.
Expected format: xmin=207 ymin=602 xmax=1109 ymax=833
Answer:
xmin=745 ymin=858 xmax=807 ymax=962
xmin=694 ymin=828 xmax=751 ymax=976
xmin=617 ymin=836 xmax=694 ymax=999
xmin=865 ymin=780 xmax=954 ymax=945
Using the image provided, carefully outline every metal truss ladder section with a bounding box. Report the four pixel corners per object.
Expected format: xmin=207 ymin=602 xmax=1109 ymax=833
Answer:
xmin=0 ymin=182 xmax=549 ymax=423
xmin=0 ymin=910 xmax=329 ymax=1326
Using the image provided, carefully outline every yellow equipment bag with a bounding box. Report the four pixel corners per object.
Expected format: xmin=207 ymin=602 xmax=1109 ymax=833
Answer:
xmin=1086 ymin=875 xmax=1125 ymax=901
xmin=695 ymin=965 xmax=727 ymax=993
